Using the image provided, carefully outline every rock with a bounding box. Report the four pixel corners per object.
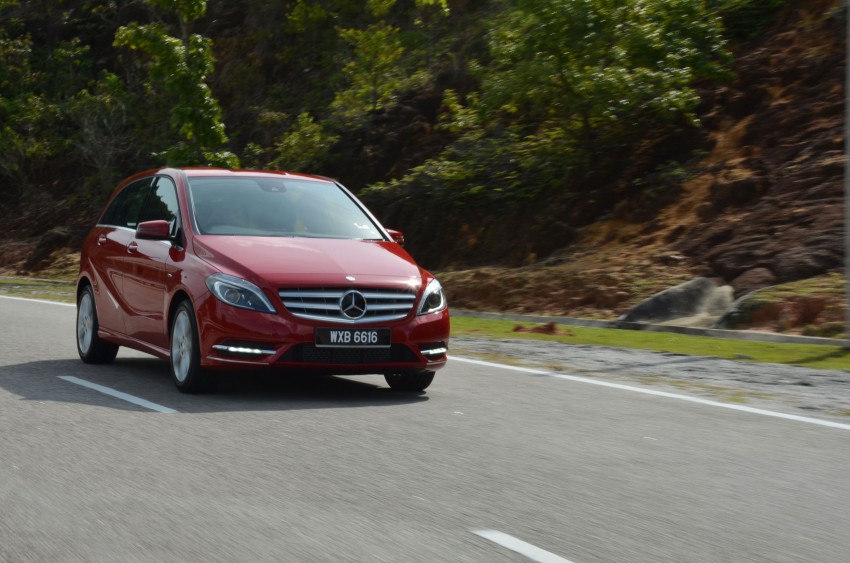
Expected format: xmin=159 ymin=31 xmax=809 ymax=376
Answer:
xmin=731 ymin=268 xmax=777 ymax=296
xmin=774 ymin=247 xmax=841 ymax=283
xmin=618 ymin=277 xmax=734 ymax=324
xmin=716 ymin=290 xmax=830 ymax=332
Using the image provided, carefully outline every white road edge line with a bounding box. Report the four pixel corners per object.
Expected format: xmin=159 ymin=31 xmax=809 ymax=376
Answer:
xmin=472 ymin=529 xmax=575 ymax=563
xmin=451 ymin=356 xmax=850 ymax=431
xmin=58 ymin=376 xmax=178 ymax=414
xmin=0 ymin=295 xmax=75 ymax=307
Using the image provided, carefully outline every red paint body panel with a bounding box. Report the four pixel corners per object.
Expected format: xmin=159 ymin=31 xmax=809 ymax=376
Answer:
xmin=77 ymin=168 xmax=450 ymax=377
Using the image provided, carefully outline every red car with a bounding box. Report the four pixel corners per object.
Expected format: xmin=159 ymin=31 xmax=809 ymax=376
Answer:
xmin=76 ymin=168 xmax=449 ymax=393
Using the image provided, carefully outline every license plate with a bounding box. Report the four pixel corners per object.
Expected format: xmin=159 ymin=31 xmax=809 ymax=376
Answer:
xmin=315 ymin=328 xmax=391 ymax=348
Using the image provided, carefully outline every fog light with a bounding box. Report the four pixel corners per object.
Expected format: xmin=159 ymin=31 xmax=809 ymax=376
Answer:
xmin=420 ymin=343 xmax=448 ymax=359
xmin=213 ymin=344 xmax=276 ymax=357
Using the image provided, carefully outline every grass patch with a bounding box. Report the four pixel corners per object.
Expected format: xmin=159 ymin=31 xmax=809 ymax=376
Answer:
xmin=0 ymin=276 xmax=75 ymax=303
xmin=452 ymin=316 xmax=850 ymax=371
xmin=754 ymin=272 xmax=844 ymax=302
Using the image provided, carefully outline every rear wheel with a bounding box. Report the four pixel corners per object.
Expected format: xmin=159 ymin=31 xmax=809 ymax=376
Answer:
xmin=384 ymin=370 xmax=435 ymax=392
xmin=76 ymin=285 xmax=118 ymax=364
xmin=170 ymin=301 xmax=214 ymax=393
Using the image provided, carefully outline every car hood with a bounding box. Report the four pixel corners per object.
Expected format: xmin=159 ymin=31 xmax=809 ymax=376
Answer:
xmin=192 ymin=236 xmax=426 ymax=289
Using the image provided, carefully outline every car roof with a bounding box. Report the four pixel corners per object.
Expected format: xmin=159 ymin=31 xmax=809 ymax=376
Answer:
xmin=178 ymin=168 xmax=333 ymax=183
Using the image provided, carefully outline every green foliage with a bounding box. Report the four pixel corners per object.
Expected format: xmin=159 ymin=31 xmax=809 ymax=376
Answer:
xmin=437 ymin=89 xmax=481 ymax=135
xmin=146 ymin=0 xmax=207 ymax=23
xmin=0 ymin=0 xmax=739 ymax=230
xmin=483 ymin=0 xmax=729 ymax=160
xmin=70 ymin=72 xmax=133 ymax=194
xmin=113 ymin=0 xmax=237 ymax=167
xmin=369 ymin=0 xmax=731 ymax=208
xmin=0 ymin=30 xmax=85 ymax=192
xmin=0 ymin=95 xmax=63 ymax=192
xmin=270 ymin=112 xmax=339 ymax=172
xmin=330 ymin=22 xmax=406 ymax=124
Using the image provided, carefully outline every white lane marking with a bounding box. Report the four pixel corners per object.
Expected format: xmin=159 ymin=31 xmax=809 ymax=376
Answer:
xmin=451 ymin=356 xmax=850 ymax=431
xmin=472 ymin=529 xmax=575 ymax=563
xmin=0 ymin=295 xmax=75 ymax=307
xmin=58 ymin=376 xmax=178 ymax=414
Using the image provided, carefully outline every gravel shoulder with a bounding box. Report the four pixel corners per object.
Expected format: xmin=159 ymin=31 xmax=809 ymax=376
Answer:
xmin=451 ymin=336 xmax=850 ymax=422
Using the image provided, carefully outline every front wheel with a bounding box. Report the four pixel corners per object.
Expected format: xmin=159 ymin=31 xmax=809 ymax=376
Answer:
xmin=170 ymin=301 xmax=214 ymax=393
xmin=76 ymin=285 xmax=118 ymax=364
xmin=384 ymin=370 xmax=435 ymax=392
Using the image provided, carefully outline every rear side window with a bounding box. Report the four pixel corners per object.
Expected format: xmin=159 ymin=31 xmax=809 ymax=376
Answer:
xmin=100 ymin=178 xmax=154 ymax=228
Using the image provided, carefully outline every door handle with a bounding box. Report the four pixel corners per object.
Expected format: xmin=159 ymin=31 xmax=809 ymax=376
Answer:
xmin=97 ymin=234 xmax=107 ymax=246
xmin=127 ymin=241 xmax=138 ymax=253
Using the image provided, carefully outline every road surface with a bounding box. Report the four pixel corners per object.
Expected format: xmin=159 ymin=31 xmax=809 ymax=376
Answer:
xmin=1 ymin=296 xmax=849 ymax=562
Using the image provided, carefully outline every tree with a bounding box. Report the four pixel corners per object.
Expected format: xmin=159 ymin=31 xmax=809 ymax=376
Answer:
xmin=483 ymin=0 xmax=729 ymax=166
xmin=330 ymin=22 xmax=406 ymax=124
xmin=329 ymin=0 xmax=449 ymax=125
xmin=113 ymin=0 xmax=237 ymax=167
xmin=270 ymin=112 xmax=339 ymax=172
xmin=0 ymin=28 xmax=84 ymax=194
xmin=72 ymin=72 xmax=133 ymax=194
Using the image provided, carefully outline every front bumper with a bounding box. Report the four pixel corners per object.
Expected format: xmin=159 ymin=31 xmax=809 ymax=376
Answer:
xmin=195 ymin=294 xmax=449 ymax=373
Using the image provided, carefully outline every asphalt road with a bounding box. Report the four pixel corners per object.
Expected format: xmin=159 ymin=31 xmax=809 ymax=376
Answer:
xmin=1 ymin=296 xmax=849 ymax=562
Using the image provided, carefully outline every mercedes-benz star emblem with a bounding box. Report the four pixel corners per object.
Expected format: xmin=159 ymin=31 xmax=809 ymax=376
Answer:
xmin=340 ymin=290 xmax=368 ymax=320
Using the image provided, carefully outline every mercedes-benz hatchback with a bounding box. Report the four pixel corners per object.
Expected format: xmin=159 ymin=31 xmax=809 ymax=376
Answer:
xmin=76 ymin=168 xmax=449 ymax=393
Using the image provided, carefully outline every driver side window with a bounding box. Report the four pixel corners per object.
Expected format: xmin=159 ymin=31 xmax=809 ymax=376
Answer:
xmin=100 ymin=178 xmax=153 ymax=229
xmin=138 ymin=177 xmax=180 ymax=237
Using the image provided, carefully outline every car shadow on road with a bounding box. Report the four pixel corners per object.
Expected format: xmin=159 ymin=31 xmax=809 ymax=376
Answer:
xmin=0 ymin=356 xmax=429 ymax=414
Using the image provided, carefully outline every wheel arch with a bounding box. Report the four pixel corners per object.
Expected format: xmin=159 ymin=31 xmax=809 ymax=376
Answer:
xmin=76 ymin=276 xmax=92 ymax=302
xmin=167 ymin=290 xmax=193 ymax=336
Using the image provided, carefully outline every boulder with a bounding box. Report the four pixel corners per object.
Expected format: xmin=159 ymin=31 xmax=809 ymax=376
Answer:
xmin=731 ymin=267 xmax=777 ymax=296
xmin=619 ymin=277 xmax=734 ymax=324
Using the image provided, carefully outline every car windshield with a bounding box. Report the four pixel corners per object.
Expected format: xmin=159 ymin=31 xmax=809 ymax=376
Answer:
xmin=188 ymin=176 xmax=384 ymax=240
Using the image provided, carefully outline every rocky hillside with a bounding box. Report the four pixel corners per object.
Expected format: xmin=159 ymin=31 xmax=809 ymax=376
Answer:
xmin=440 ymin=0 xmax=847 ymax=334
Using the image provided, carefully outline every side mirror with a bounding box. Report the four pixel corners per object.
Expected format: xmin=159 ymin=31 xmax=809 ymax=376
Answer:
xmin=386 ymin=229 xmax=405 ymax=247
xmin=136 ymin=220 xmax=171 ymax=240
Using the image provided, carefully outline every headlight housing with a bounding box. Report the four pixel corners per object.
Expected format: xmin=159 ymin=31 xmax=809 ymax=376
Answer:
xmin=417 ymin=279 xmax=447 ymax=316
xmin=206 ymin=273 xmax=276 ymax=313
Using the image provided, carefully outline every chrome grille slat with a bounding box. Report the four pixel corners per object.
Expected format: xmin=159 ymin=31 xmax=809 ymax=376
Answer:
xmin=290 ymin=302 xmax=342 ymax=311
xmin=367 ymin=303 xmax=412 ymax=312
xmin=360 ymin=292 xmax=416 ymax=300
xmin=279 ymin=290 xmax=343 ymax=299
xmin=279 ymin=286 xmax=417 ymax=323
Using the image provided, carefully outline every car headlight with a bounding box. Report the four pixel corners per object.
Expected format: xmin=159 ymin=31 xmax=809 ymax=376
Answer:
xmin=205 ymin=273 xmax=276 ymax=313
xmin=417 ymin=279 xmax=447 ymax=316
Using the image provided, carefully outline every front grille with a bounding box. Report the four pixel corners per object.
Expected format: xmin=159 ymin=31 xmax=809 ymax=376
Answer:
xmin=279 ymin=287 xmax=416 ymax=324
xmin=280 ymin=344 xmax=419 ymax=364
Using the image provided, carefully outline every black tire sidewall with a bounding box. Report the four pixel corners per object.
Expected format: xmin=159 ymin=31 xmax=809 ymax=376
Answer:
xmin=77 ymin=285 xmax=118 ymax=364
xmin=385 ymin=370 xmax=435 ymax=392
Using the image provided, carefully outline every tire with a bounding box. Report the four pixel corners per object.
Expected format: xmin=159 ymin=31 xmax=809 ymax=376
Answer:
xmin=170 ymin=300 xmax=214 ymax=393
xmin=76 ymin=285 xmax=119 ymax=364
xmin=384 ymin=370 xmax=435 ymax=392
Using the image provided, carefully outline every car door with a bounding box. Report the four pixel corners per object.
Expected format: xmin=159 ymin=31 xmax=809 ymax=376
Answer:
xmin=88 ymin=177 xmax=154 ymax=335
xmin=122 ymin=175 xmax=183 ymax=349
